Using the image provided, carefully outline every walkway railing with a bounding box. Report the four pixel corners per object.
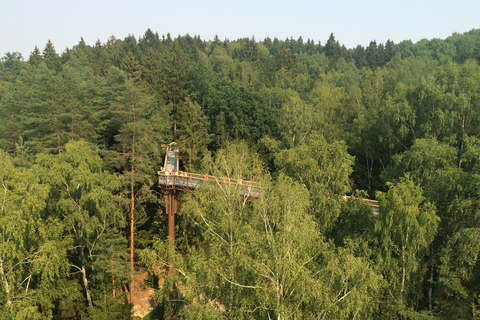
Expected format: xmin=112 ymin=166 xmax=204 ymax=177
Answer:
xmin=158 ymin=171 xmax=262 ymax=198
xmin=344 ymin=196 xmax=379 ymax=216
xmin=158 ymin=172 xmax=379 ymax=213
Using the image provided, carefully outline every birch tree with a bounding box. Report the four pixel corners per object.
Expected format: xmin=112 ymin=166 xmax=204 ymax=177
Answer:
xmin=375 ymin=177 xmax=438 ymax=316
xmin=37 ymin=140 xmax=126 ymax=309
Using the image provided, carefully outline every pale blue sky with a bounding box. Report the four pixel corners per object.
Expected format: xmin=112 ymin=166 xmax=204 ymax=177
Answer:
xmin=1 ymin=0 xmax=479 ymax=59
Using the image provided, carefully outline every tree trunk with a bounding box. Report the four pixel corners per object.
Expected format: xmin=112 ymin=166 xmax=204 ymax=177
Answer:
xmin=80 ymin=247 xmax=93 ymax=307
xmin=111 ymin=255 xmax=116 ymax=298
xmin=50 ymin=94 xmax=61 ymax=154
xmin=71 ymin=106 xmax=74 ymax=139
xmin=429 ymin=246 xmax=434 ymax=311
xmin=429 ymin=260 xmax=433 ymax=311
xmin=53 ymin=111 xmax=61 ymax=154
xmin=130 ymin=111 xmax=136 ymax=303
xmin=458 ymin=113 xmax=466 ymax=168
xmin=0 ymin=258 xmax=12 ymax=306
xmin=400 ymin=232 xmax=409 ymax=307
xmin=130 ymin=161 xmax=135 ymax=303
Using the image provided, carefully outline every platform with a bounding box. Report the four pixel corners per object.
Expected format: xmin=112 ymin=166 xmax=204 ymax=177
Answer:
xmin=158 ymin=171 xmax=262 ymax=198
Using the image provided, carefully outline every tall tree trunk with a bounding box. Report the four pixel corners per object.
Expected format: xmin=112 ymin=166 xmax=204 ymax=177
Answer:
xmin=129 ymin=111 xmax=136 ymax=303
xmin=0 ymin=258 xmax=12 ymax=306
xmin=130 ymin=158 xmax=135 ymax=302
xmin=54 ymin=111 xmax=61 ymax=154
xmin=458 ymin=113 xmax=466 ymax=168
xmin=80 ymin=247 xmax=93 ymax=307
xmin=366 ymin=154 xmax=373 ymax=192
xmin=71 ymin=106 xmax=74 ymax=139
xmin=111 ymin=256 xmax=116 ymax=298
xmin=429 ymin=256 xmax=434 ymax=311
xmin=51 ymin=94 xmax=61 ymax=154
xmin=400 ymin=232 xmax=409 ymax=307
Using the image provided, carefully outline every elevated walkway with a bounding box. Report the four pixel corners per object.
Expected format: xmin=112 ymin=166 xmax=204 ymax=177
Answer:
xmin=158 ymin=170 xmax=378 ymax=214
xmin=158 ymin=144 xmax=261 ymax=198
xmin=158 ymin=172 xmax=262 ymax=198
xmin=157 ymin=143 xmax=262 ymax=246
xmin=157 ymin=142 xmax=379 ymax=247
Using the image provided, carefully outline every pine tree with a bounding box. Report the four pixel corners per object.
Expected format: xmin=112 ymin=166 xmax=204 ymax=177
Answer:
xmin=159 ymin=40 xmax=191 ymax=138
xmin=99 ymin=67 xmax=167 ymax=300
xmin=42 ymin=40 xmax=61 ymax=71
xmin=324 ymin=33 xmax=339 ymax=60
xmin=28 ymin=46 xmax=42 ymax=66
xmin=176 ymin=98 xmax=211 ymax=172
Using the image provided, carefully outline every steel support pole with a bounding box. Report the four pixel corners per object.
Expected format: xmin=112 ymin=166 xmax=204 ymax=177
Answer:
xmin=164 ymin=190 xmax=177 ymax=247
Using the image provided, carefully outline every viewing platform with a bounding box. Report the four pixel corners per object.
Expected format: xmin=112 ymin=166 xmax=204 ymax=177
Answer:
xmin=157 ymin=142 xmax=378 ymax=216
xmin=158 ymin=143 xmax=261 ymax=198
xmin=158 ymin=171 xmax=262 ymax=198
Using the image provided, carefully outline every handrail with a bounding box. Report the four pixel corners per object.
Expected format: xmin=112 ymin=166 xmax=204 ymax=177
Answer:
xmin=158 ymin=172 xmax=378 ymax=212
xmin=344 ymin=195 xmax=379 ymax=215
xmin=158 ymin=171 xmax=262 ymax=187
xmin=158 ymin=171 xmax=262 ymax=198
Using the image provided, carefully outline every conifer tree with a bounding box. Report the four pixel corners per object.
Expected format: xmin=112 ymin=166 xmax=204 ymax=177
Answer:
xmin=28 ymin=46 xmax=42 ymax=66
xmin=42 ymin=40 xmax=61 ymax=71
xmin=176 ymin=98 xmax=210 ymax=172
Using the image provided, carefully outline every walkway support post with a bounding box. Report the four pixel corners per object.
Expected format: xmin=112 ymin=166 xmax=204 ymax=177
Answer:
xmin=163 ymin=190 xmax=177 ymax=247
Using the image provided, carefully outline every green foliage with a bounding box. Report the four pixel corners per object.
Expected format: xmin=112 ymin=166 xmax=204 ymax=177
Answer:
xmin=0 ymin=150 xmax=66 ymax=319
xmin=276 ymin=133 xmax=354 ymax=231
xmin=143 ymin=154 xmax=381 ymax=319
xmin=36 ymin=140 xmax=128 ymax=311
xmin=2 ymin=28 xmax=480 ymax=318
xmin=328 ymin=193 xmax=377 ymax=247
xmin=437 ymin=228 xmax=480 ymax=317
xmin=177 ymin=98 xmax=211 ymax=171
xmin=375 ymin=177 xmax=439 ymax=316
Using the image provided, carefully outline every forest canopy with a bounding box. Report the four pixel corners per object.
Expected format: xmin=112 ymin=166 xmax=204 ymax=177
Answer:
xmin=2 ymin=28 xmax=480 ymax=319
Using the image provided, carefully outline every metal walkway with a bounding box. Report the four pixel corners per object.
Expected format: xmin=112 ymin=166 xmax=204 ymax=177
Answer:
xmin=157 ymin=143 xmax=379 ymax=247
xmin=158 ymin=172 xmax=262 ymax=198
xmin=158 ymin=146 xmax=261 ymax=198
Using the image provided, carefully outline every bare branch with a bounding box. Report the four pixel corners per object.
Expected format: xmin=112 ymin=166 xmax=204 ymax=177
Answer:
xmin=219 ymin=272 xmax=260 ymax=289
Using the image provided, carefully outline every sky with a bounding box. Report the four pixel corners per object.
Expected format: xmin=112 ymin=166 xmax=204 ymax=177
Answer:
xmin=1 ymin=0 xmax=479 ymax=59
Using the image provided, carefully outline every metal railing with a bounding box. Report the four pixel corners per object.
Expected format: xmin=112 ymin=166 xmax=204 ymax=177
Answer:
xmin=344 ymin=196 xmax=379 ymax=216
xmin=158 ymin=172 xmax=379 ymax=213
xmin=158 ymin=171 xmax=262 ymax=198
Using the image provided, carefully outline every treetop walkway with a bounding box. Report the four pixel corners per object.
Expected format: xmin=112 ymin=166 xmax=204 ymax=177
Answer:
xmin=158 ymin=171 xmax=262 ymax=198
xmin=157 ymin=142 xmax=378 ymax=246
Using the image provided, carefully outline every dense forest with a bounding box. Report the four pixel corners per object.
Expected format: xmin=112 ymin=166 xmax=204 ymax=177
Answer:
xmin=2 ymin=28 xmax=480 ymax=319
